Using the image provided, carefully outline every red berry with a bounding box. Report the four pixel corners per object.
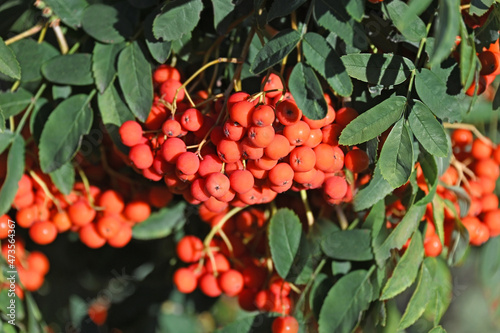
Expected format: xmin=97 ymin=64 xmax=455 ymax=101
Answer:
xmin=272 ymin=316 xmax=299 ymax=333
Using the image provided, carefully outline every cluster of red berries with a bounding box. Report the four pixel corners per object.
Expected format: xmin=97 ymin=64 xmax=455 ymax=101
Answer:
xmin=0 ymin=237 xmax=49 ymax=295
xmin=0 ymin=169 xmax=166 ymax=248
xmin=119 ymin=66 xmax=371 ymax=215
xmin=460 ymin=40 xmax=500 ymax=96
xmin=172 ymin=207 xmax=300 ymax=331
xmin=392 ymin=128 xmax=500 ymax=257
xmin=441 ymin=129 xmax=500 ymax=245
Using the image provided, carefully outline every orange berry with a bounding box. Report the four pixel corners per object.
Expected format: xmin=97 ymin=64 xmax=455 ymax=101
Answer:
xmin=484 ymin=209 xmax=500 ymax=237
xmin=240 ymin=138 xmax=264 ymax=160
xmin=180 ymin=108 xmax=204 ymax=131
xmin=218 ymin=269 xmax=244 ymax=297
xmin=0 ymin=215 xmax=10 ymax=239
xmin=478 ymin=51 xmax=500 ymax=76
xmin=173 ymin=268 xmax=197 ymax=293
xmin=265 ymin=134 xmax=291 ymax=160
xmin=229 ymin=100 xmax=254 ymax=127
xmin=176 ymin=235 xmax=204 ymax=263
xmin=199 ymin=273 xmax=222 ymax=297
xmin=107 ymin=222 xmax=132 ymax=248
xmin=303 ymin=128 xmax=323 ymax=148
xmin=176 ymin=151 xmax=200 ymax=175
xmin=252 ymin=104 xmax=275 ymax=127
xmin=205 ymin=173 xmax=231 ymax=199
xmin=272 ymin=316 xmax=299 ymax=333
xmin=17 ymin=174 xmax=33 ymax=197
xmin=323 ymin=176 xmax=348 ymax=200
xmin=471 ymin=139 xmax=493 ymax=160
xmin=191 ymin=178 xmax=211 ymax=202
xmin=162 ymin=118 xmax=182 ymax=137
xmin=203 ymin=196 xmax=229 ymax=213
xmin=148 ymin=186 xmax=173 ymax=208
xmin=17 ymin=268 xmax=44 ymax=291
xmin=335 ymin=107 xmax=358 ymax=128
xmin=482 ymin=193 xmax=499 ymax=212
xmin=229 ymin=169 xmax=255 ymax=194
xmin=98 ymin=190 xmax=125 ymax=214
xmin=262 ymin=73 xmax=284 ymax=98
xmin=247 ymin=125 xmax=275 ymax=148
xmin=424 ymin=233 xmax=442 ymax=257
xmin=268 ymin=163 xmax=294 ymax=186
xmin=283 ymin=121 xmax=310 ymax=146
xmin=27 ymin=251 xmax=50 ymax=275
xmin=451 ymin=129 xmax=473 ymax=147
xmin=199 ymin=153 xmax=223 ymax=177
xmin=119 ymin=121 xmax=143 ymax=147
xmin=124 ymin=201 xmax=151 ymax=223
xmin=161 ymin=137 xmax=187 ymax=163
xmin=68 ymin=200 xmax=96 ymax=227
xmin=217 ymin=139 xmax=242 ymax=163
xmin=159 ymin=79 xmax=184 ymax=103
xmin=129 ymin=144 xmax=154 ymax=169
xmin=276 ymin=100 xmax=302 ymax=125
xmin=16 ymin=206 xmax=39 ymax=228
xmin=474 ymin=158 xmax=499 ymax=180
xmin=79 ymin=223 xmax=106 ymax=248
xmin=289 ymin=146 xmax=316 ymax=172
xmin=29 ymin=221 xmax=57 ymax=245
xmin=96 ymin=216 xmax=121 ymax=239
xmin=344 ymin=149 xmax=370 ymax=173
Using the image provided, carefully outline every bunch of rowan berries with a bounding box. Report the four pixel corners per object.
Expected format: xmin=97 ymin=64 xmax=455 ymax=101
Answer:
xmin=172 ymin=206 xmax=300 ymax=332
xmin=119 ymin=66 xmax=371 ymax=216
xmin=389 ymin=128 xmax=500 ymax=258
xmin=0 ymin=237 xmax=49 ymax=295
xmin=0 ymin=167 xmax=169 ymax=248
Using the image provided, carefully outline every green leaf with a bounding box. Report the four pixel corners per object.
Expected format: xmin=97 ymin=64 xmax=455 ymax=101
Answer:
xmin=314 ymin=0 xmax=368 ymax=50
xmin=408 ymin=101 xmax=449 ymax=157
xmin=158 ymin=313 xmax=202 ymax=333
xmin=0 ymin=135 xmax=25 ymax=215
xmin=288 ymin=62 xmax=328 ymax=120
xmin=213 ymin=0 xmax=236 ymax=33
xmin=52 ymin=85 xmax=72 ymax=100
xmin=0 ymin=37 xmax=21 ymax=80
xmin=433 ymin=197 xmax=446 ymax=245
xmin=82 ymin=3 xmax=136 ymax=44
xmin=401 ymin=0 xmax=434 ymax=22
xmin=428 ymin=326 xmax=447 ymax=333
xmin=0 ymin=88 xmax=32 ymax=118
xmin=309 ymin=273 xmax=332 ymax=318
xmin=42 ymin=54 xmax=93 ymax=86
xmin=132 ymin=202 xmax=186 ymax=239
xmin=480 ymin=236 xmax=500 ymax=298
xmin=39 ymin=94 xmax=94 ymax=173
xmin=49 ymin=162 xmax=75 ymax=195
xmin=98 ymin=83 xmax=134 ymax=127
xmin=430 ymin=0 xmax=460 ymax=67
xmin=250 ymin=29 xmax=301 ymax=74
xmin=353 ymin=166 xmax=393 ymax=212
xmin=341 ymin=0 xmax=364 ymax=22
xmin=374 ymin=203 xmax=427 ymax=267
xmin=493 ymin=83 xmax=500 ymax=110
xmin=364 ymin=200 xmax=386 ymax=250
xmin=459 ymin=22 xmax=478 ymax=89
xmin=268 ymin=0 xmax=307 ymax=22
xmin=381 ymin=231 xmax=424 ymax=300
xmin=415 ymin=68 xmax=467 ymax=123
xmin=153 ymin=0 xmax=203 ymax=41
xmin=0 ymin=107 xmax=4 ymax=132
xmin=303 ymin=32 xmax=353 ymax=97
xmin=318 ymin=269 xmax=373 ymax=333
xmin=331 ymin=261 xmax=352 ymax=275
xmin=379 ymin=119 xmax=413 ymax=188
xmin=8 ymin=39 xmax=58 ymax=84
xmin=117 ymin=42 xmax=154 ymax=122
xmin=44 ymin=0 xmax=89 ymax=29
xmin=321 ymin=230 xmax=373 ymax=261
xmin=216 ymin=313 xmax=278 ymax=333
xmin=92 ymin=42 xmax=125 ymax=93
xmin=447 ymin=218 xmax=469 ymax=266
xmin=268 ymin=208 xmax=303 ymax=279
xmin=469 ymin=0 xmax=494 ymax=16
xmin=339 ymin=95 xmax=406 ymax=145
xmin=144 ymin=12 xmax=171 ymax=63
xmin=398 ymin=260 xmax=434 ymax=330
xmin=386 ymin=0 xmax=427 ymax=42
xmin=341 ymin=53 xmax=415 ymax=86
xmin=424 ymin=257 xmax=452 ymax=325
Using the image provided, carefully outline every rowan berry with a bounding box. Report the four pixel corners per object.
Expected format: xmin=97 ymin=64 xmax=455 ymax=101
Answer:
xmin=29 ymin=221 xmax=57 ymax=245
xmin=240 ymin=138 xmax=264 ymax=160
xmin=218 ymin=269 xmax=244 ymax=297
xmin=289 ymin=146 xmax=316 ymax=172
xmin=199 ymin=273 xmax=222 ymax=297
xmin=107 ymin=223 xmax=132 ymax=248
xmin=161 ymin=137 xmax=187 ymax=163
xmin=180 ymin=108 xmax=204 ymax=131
xmin=159 ymin=79 xmax=184 ymax=104
xmin=283 ymin=121 xmax=310 ymax=146
xmin=98 ymin=190 xmax=125 ymax=214
xmin=471 ymin=139 xmax=493 ymax=160
xmin=223 ymin=120 xmax=246 ymax=141
xmin=262 ymin=73 xmax=284 ymax=98
xmin=162 ymin=118 xmax=182 ymax=137
xmin=68 ymin=200 xmax=96 ymax=227
xmin=268 ymin=163 xmax=294 ymax=186
xmin=124 ymin=200 xmax=151 ymax=223
xmin=265 ymin=134 xmax=291 ymax=160
xmin=252 ymin=104 xmax=275 ymax=127
xmin=229 ymin=169 xmax=255 ymax=194
xmin=323 ymin=176 xmax=348 ymax=200
xmin=272 ymin=316 xmax=299 ymax=333
xmin=230 ymin=100 xmax=254 ymax=127
xmin=176 ymin=151 xmax=200 ymax=175
xmin=27 ymin=251 xmax=50 ymax=275
xmin=344 ymin=149 xmax=370 ymax=173
xmin=129 ymin=144 xmax=154 ymax=169
xmin=424 ymin=234 xmax=442 ymax=257
xmin=247 ymin=125 xmax=275 ymax=148
xmin=96 ymin=216 xmax=121 ymax=239
xmin=119 ymin=121 xmax=143 ymax=147
xmin=173 ymin=268 xmax=197 ymax=293
xmin=217 ymin=139 xmax=242 ymax=163
xmin=275 ymin=100 xmax=301 ymax=125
